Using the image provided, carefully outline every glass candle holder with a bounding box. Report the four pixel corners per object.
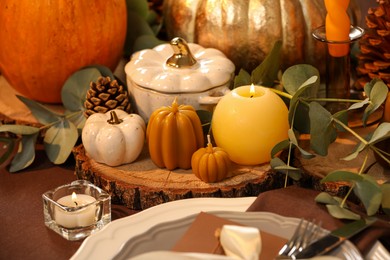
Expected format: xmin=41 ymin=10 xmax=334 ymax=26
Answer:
xmin=312 ymin=25 xmax=365 ymax=114
xmin=43 ymin=180 xmax=111 ymax=241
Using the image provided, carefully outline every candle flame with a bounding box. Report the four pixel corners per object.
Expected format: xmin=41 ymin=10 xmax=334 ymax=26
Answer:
xmin=250 ymin=84 xmax=255 ymax=98
xmin=71 ymin=192 xmax=78 ymax=206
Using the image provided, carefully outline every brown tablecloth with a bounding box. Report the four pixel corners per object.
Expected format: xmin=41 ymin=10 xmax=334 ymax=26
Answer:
xmin=0 ymin=149 xmax=136 ymax=260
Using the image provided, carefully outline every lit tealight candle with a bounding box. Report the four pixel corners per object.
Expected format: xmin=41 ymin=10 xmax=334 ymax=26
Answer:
xmin=55 ymin=192 xmax=97 ymax=229
xmin=325 ymin=0 xmax=350 ymax=57
xmin=212 ymin=84 xmax=289 ymax=165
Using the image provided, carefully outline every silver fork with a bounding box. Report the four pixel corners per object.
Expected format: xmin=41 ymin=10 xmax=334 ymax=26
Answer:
xmin=275 ymin=219 xmax=322 ymax=259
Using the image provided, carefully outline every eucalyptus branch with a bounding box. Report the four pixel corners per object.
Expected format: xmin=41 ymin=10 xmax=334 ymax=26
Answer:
xmin=39 ymin=111 xmax=83 ymax=131
xmin=306 ymin=97 xmax=363 ymax=103
xmin=332 ymin=117 xmax=368 ymax=145
xmin=269 ymin=88 xmax=292 ymax=100
xmin=340 ymin=151 xmax=369 ymax=208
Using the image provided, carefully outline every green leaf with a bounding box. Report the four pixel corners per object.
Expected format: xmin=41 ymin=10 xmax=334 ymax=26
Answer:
xmin=66 ymin=111 xmax=86 ymax=131
xmin=124 ymin=10 xmax=155 ymax=56
xmin=0 ymin=125 xmax=40 ymax=135
xmin=61 ymin=67 xmax=102 ymax=112
xmin=9 ymin=133 xmax=39 ymax=172
xmin=321 ymin=170 xmax=363 ymax=183
xmin=86 ymin=65 xmax=114 ymax=79
xmin=353 ymin=175 xmax=382 ymax=216
xmin=270 ymin=157 xmax=301 ymax=180
xmin=16 ymin=96 xmax=61 ymax=125
xmin=288 ymin=76 xmax=318 ymax=115
xmin=0 ymin=137 xmax=16 ymax=166
xmin=381 ymin=183 xmax=390 ymax=215
xmin=363 ymin=79 xmax=388 ymax=126
xmin=315 ymin=192 xmax=343 ymax=205
xmin=348 ymin=98 xmax=369 ymax=110
xmin=367 ymin=122 xmax=390 ymax=144
xmin=325 ymin=204 xmax=361 ymax=220
xmin=342 ymin=141 xmax=367 ymax=161
xmin=132 ymin=34 xmax=166 ymax=53
xmin=44 ymin=119 xmax=79 ymax=164
xmin=234 ymin=69 xmax=251 ymax=88
xmin=196 ymin=110 xmax=212 ymax=135
xmin=309 ymin=102 xmax=337 ymax=156
xmin=250 ymin=40 xmax=282 ymax=87
xmin=287 ymin=129 xmax=315 ymax=159
xmin=282 ymin=64 xmax=320 ymax=97
xmin=126 ymin=0 xmax=150 ymax=19
xmin=271 ymin=139 xmax=290 ymax=158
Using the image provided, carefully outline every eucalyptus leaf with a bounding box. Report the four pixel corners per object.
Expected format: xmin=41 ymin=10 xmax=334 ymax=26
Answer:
xmin=315 ymin=192 xmax=341 ymax=205
xmin=126 ymin=0 xmax=150 ymax=19
xmin=367 ymin=122 xmax=390 ymax=144
xmin=288 ymin=75 xmax=319 ymax=127
xmin=282 ymin=64 xmax=320 ymax=97
xmin=196 ymin=110 xmax=212 ymax=135
xmin=16 ymin=96 xmax=61 ymax=125
xmin=66 ymin=110 xmax=86 ymax=131
xmin=333 ymin=110 xmax=348 ymax=131
xmin=234 ymin=69 xmax=251 ymax=88
xmin=0 ymin=125 xmax=40 ymax=135
xmin=291 ymin=104 xmax=311 ymax=134
xmin=270 ymin=157 xmax=301 ymax=180
xmin=325 ymin=204 xmax=361 ymax=220
xmin=0 ymin=137 xmax=16 ymax=166
xmin=363 ymin=79 xmax=388 ymax=126
xmin=9 ymin=133 xmax=39 ymax=172
xmin=342 ymin=141 xmax=367 ymax=161
xmin=381 ymin=183 xmax=390 ymax=215
xmin=250 ymin=40 xmax=282 ymax=87
xmin=353 ymin=175 xmax=382 ymax=216
xmin=287 ymin=129 xmax=314 ymax=159
xmin=61 ymin=67 xmax=102 ymax=112
xmin=309 ymin=102 xmax=337 ymax=156
xmin=271 ymin=139 xmax=290 ymax=158
xmin=86 ymin=65 xmax=114 ymax=79
xmin=43 ymin=119 xmax=79 ymax=164
xmin=132 ymin=34 xmax=166 ymax=53
xmin=348 ymin=98 xmax=369 ymax=110
xmin=124 ymin=10 xmax=155 ymax=56
xmin=321 ymin=170 xmax=363 ymax=183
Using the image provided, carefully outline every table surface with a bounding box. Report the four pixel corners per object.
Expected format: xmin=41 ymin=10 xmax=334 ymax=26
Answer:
xmin=0 ymin=148 xmax=138 ymax=260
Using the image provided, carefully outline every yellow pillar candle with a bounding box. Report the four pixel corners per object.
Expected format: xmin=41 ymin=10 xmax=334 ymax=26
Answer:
xmin=325 ymin=0 xmax=351 ymax=57
xmin=212 ymin=85 xmax=289 ymax=165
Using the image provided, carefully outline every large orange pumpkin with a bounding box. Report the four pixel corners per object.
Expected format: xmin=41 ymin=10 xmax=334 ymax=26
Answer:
xmin=0 ymin=0 xmax=127 ymax=104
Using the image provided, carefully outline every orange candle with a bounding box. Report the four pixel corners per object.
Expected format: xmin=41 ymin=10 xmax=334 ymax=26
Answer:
xmin=325 ymin=0 xmax=350 ymax=57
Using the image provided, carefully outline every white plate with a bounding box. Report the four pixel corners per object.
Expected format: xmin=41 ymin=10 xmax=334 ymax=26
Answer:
xmin=71 ymin=197 xmax=389 ymax=260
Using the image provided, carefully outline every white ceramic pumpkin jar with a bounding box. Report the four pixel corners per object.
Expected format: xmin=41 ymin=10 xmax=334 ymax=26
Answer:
xmin=124 ymin=37 xmax=235 ymax=122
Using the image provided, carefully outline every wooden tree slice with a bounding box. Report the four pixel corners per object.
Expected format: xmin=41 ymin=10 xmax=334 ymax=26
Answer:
xmin=73 ymin=144 xmax=286 ymax=210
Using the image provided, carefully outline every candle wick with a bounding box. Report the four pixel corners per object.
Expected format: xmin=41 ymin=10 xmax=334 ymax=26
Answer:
xmin=74 ymin=201 xmax=78 ymax=206
xmin=250 ymin=95 xmax=253 ymax=98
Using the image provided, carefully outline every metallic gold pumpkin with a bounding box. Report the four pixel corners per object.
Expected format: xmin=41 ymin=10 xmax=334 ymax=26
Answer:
xmin=163 ymin=0 xmax=361 ymax=74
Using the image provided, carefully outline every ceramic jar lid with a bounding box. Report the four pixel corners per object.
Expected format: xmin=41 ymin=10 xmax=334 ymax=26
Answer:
xmin=125 ymin=37 xmax=235 ymax=94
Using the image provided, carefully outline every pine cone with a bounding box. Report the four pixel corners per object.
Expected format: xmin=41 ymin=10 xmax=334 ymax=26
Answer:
xmin=84 ymin=76 xmax=131 ymax=118
xmin=355 ymin=0 xmax=390 ymax=89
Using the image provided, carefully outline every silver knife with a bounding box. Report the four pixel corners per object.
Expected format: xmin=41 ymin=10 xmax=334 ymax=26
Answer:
xmin=294 ymin=217 xmax=377 ymax=259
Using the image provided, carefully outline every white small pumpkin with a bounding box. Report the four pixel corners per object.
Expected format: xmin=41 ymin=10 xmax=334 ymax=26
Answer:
xmin=82 ymin=109 xmax=146 ymax=166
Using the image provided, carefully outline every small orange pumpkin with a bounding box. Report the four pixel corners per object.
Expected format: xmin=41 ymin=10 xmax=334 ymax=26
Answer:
xmin=0 ymin=0 xmax=127 ymax=104
xmin=146 ymin=98 xmax=204 ymax=170
xmin=191 ymin=135 xmax=231 ymax=183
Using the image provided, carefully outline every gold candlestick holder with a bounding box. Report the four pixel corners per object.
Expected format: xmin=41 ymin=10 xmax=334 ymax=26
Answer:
xmin=312 ymin=25 xmax=365 ymax=114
